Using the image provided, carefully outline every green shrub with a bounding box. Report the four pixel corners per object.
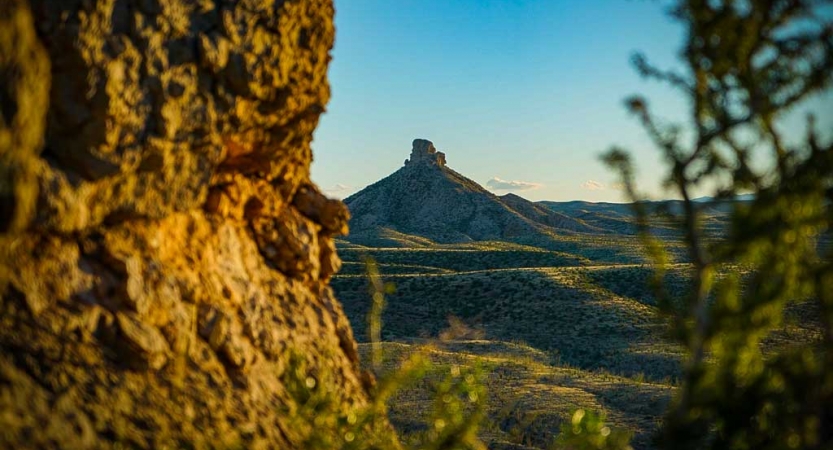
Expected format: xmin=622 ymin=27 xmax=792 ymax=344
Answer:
xmin=552 ymin=409 xmax=633 ymax=450
xmin=605 ymin=1 xmax=833 ymax=448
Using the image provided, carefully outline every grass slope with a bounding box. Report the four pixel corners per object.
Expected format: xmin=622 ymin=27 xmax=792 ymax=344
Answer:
xmin=332 ymin=237 xmax=823 ymax=450
xmin=336 ymin=266 xmax=686 ymax=382
xmin=364 ymin=341 xmax=673 ymax=449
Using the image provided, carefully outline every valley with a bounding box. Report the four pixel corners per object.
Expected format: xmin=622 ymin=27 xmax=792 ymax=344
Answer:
xmin=330 ymin=140 xmax=823 ymax=449
xmin=333 ymin=237 xmax=684 ymax=449
xmin=333 ymin=235 xmax=821 ymax=449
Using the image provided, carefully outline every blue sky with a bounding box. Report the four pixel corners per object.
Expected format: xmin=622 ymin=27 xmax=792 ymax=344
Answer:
xmin=311 ymin=0 xmax=832 ymax=202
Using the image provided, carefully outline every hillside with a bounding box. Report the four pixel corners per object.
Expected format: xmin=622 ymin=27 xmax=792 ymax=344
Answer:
xmin=536 ymin=199 xmax=743 ymax=237
xmin=500 ymin=194 xmax=609 ymax=234
xmin=362 ymin=341 xmax=674 ymax=450
xmin=342 ymin=139 xmax=739 ymax=251
xmin=332 ymin=245 xmax=824 ymax=450
xmin=344 ymin=140 xmax=594 ymax=247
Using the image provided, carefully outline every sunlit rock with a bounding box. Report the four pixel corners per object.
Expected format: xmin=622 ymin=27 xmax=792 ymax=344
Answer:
xmin=0 ymin=0 xmax=395 ymax=448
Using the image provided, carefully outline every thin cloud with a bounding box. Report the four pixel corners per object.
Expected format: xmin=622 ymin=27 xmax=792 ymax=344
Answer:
xmin=581 ymin=180 xmax=606 ymax=191
xmin=486 ymin=177 xmax=542 ymax=191
xmin=323 ymin=183 xmax=352 ymax=198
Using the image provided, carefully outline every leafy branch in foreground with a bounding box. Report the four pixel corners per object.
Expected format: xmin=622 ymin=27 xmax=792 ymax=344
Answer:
xmin=364 ymin=255 xmax=396 ymax=373
xmin=605 ymin=1 xmax=833 ymax=449
xmin=363 ymin=256 xmax=489 ymax=450
xmin=553 ymin=409 xmax=633 ymax=450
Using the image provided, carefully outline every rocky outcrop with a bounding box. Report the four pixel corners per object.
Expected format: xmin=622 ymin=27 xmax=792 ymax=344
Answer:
xmin=404 ymin=138 xmax=446 ymax=168
xmin=0 ymin=0 xmax=396 ymax=448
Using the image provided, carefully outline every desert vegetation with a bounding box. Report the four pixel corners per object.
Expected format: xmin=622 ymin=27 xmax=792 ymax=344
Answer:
xmin=333 ymin=0 xmax=833 ymax=448
xmin=1 ymin=0 xmax=829 ymax=448
xmin=333 ymin=241 xmax=823 ymax=448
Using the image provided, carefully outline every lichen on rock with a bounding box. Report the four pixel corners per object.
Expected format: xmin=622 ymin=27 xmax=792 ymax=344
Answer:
xmin=0 ymin=0 xmax=394 ymax=448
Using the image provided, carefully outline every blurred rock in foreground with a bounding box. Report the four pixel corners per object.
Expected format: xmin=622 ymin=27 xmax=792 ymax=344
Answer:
xmin=0 ymin=0 xmax=394 ymax=448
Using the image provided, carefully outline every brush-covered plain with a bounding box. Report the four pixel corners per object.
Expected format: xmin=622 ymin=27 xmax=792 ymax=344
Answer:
xmin=332 ymin=232 xmax=823 ymax=449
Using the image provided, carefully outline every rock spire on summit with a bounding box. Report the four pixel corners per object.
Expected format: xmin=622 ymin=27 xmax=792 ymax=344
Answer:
xmin=405 ymin=138 xmax=446 ymax=167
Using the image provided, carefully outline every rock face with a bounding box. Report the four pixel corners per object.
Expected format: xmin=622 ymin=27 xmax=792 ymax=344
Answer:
xmin=0 ymin=0 xmax=395 ymax=448
xmin=405 ymin=138 xmax=446 ymax=167
xmin=344 ymin=139 xmax=602 ymax=247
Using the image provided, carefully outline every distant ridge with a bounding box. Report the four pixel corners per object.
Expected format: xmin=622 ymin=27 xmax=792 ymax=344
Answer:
xmin=343 ymin=139 xmax=599 ymax=247
xmin=499 ymin=193 xmax=607 ymax=234
xmin=536 ymin=196 xmax=745 ymax=236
